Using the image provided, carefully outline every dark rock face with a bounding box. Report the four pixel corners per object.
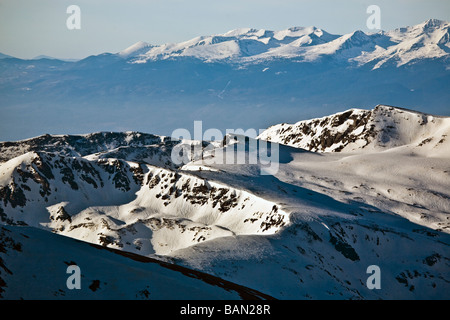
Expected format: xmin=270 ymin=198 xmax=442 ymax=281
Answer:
xmin=0 ymin=183 xmax=27 ymax=208
xmin=0 ymin=132 xmax=215 ymax=173
xmin=0 ymin=151 xmax=146 ymax=225
xmin=260 ymin=108 xmax=377 ymax=152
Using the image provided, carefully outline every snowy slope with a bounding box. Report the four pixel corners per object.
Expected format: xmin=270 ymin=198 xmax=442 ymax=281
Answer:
xmin=0 ymin=149 xmax=288 ymax=256
xmin=0 ymin=225 xmax=272 ymax=299
xmin=175 ymin=131 xmax=450 ymax=299
xmin=0 ymin=105 xmax=449 ymax=299
xmin=258 ymin=105 xmax=450 ymax=154
xmin=118 ymin=41 xmax=153 ymax=58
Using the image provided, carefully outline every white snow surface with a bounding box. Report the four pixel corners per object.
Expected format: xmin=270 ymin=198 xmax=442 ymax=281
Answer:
xmin=1 ymin=105 xmax=449 ymax=299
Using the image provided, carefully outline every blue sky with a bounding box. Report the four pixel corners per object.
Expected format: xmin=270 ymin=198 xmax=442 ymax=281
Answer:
xmin=0 ymin=0 xmax=449 ymax=59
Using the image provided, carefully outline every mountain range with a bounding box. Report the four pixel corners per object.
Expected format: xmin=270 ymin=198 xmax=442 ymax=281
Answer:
xmin=1 ymin=19 xmax=449 ymax=141
xmin=119 ymin=19 xmax=450 ymax=67
xmin=1 ymin=18 xmax=449 ymax=300
xmin=1 ymin=104 xmax=449 ymax=299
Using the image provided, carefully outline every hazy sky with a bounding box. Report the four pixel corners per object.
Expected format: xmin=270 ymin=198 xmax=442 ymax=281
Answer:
xmin=1 ymin=0 xmax=449 ymax=59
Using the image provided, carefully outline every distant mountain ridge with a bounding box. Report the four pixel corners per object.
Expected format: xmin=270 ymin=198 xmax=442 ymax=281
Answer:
xmin=1 ymin=19 xmax=449 ymax=146
xmin=121 ymin=19 xmax=450 ymax=68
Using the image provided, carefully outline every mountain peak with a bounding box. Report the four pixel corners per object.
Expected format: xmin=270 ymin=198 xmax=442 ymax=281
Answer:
xmin=422 ymin=18 xmax=446 ymax=29
xmin=223 ymin=27 xmax=261 ymax=37
xmin=119 ymin=41 xmax=152 ymax=58
xmin=258 ymin=105 xmax=450 ymax=154
xmin=347 ymin=30 xmax=371 ymax=42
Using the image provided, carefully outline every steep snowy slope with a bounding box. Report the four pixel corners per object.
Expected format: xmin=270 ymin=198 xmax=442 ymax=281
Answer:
xmin=175 ymin=133 xmax=450 ymax=299
xmin=0 ymin=150 xmax=288 ymax=256
xmin=0 ymin=225 xmax=273 ymax=299
xmin=258 ymin=105 xmax=450 ymax=154
xmin=0 ymin=151 xmax=144 ymax=222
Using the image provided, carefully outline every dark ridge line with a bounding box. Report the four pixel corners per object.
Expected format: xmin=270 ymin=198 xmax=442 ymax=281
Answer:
xmin=374 ymin=104 xmax=449 ymax=118
xmin=88 ymin=242 xmax=276 ymax=300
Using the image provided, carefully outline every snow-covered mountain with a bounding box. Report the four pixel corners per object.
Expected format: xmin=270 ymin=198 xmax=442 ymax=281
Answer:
xmin=1 ymin=20 xmax=449 ymax=142
xmin=0 ymin=131 xmax=207 ymax=169
xmin=0 ymin=148 xmax=288 ymax=256
xmin=258 ymin=104 xmax=450 ymax=154
xmin=124 ymin=19 xmax=450 ymax=67
xmin=1 ymin=105 xmax=449 ymax=299
xmin=355 ymin=19 xmax=450 ymax=68
xmin=126 ymin=26 xmax=339 ymax=63
xmin=1 ymin=19 xmax=449 ymax=301
xmin=176 ymin=109 xmax=450 ymax=299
